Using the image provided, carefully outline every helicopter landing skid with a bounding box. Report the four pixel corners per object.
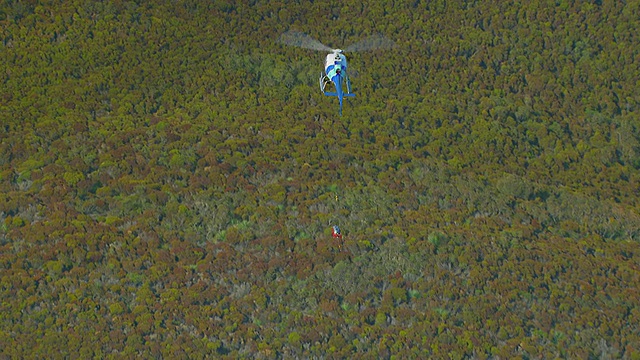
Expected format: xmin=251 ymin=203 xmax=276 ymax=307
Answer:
xmin=319 ymin=72 xmax=329 ymax=93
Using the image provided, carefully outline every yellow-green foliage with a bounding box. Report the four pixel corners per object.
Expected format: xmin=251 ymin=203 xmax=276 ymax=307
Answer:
xmin=1 ymin=0 xmax=639 ymax=358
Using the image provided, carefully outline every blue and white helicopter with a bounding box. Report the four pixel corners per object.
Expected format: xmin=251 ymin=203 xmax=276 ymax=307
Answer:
xmin=278 ymin=31 xmax=395 ymax=115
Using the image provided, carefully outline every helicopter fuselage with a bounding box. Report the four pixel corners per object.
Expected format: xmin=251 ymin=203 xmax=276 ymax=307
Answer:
xmin=321 ymin=50 xmax=354 ymax=115
xmin=324 ymin=50 xmax=348 ymax=79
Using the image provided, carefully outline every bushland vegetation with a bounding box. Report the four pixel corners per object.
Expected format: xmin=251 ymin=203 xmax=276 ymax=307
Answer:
xmin=1 ymin=1 xmax=639 ymax=358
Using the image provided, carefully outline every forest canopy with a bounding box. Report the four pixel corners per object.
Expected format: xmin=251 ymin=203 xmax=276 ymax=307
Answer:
xmin=1 ymin=0 xmax=639 ymax=358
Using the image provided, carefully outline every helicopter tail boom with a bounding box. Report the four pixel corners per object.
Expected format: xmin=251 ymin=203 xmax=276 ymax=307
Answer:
xmin=324 ymin=73 xmax=355 ymax=116
xmin=323 ymin=91 xmax=354 ymax=116
xmin=323 ymin=92 xmax=355 ymax=97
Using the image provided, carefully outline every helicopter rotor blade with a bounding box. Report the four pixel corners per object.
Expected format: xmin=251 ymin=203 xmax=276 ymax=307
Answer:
xmin=277 ymin=31 xmax=333 ymax=52
xmin=344 ymin=34 xmax=396 ymax=52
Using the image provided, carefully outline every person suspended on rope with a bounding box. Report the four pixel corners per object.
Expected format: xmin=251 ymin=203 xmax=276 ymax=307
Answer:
xmin=332 ymin=225 xmax=342 ymax=239
xmin=332 ymin=225 xmax=344 ymax=251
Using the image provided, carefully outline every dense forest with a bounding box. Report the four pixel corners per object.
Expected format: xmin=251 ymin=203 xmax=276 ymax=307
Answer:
xmin=1 ymin=0 xmax=640 ymax=358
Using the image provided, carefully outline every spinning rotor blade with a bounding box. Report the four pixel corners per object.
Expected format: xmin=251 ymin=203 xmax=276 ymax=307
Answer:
xmin=278 ymin=31 xmax=333 ymax=52
xmin=344 ymin=34 xmax=396 ymax=52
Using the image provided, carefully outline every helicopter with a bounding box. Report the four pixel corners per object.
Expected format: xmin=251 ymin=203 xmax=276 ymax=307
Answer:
xmin=277 ymin=31 xmax=396 ymax=115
